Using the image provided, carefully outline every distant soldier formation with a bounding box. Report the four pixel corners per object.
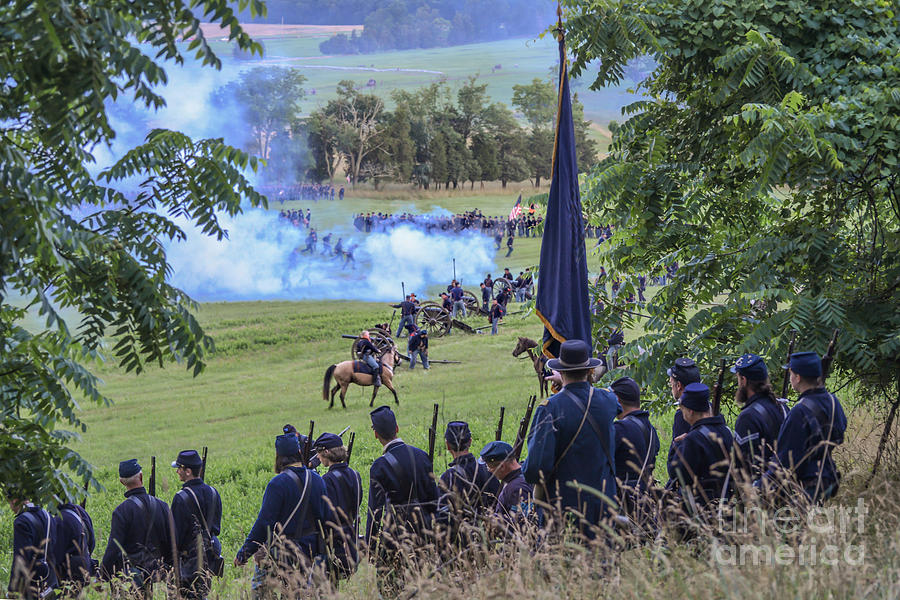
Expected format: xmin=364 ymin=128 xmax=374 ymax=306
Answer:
xmin=7 ymin=331 xmax=847 ymax=598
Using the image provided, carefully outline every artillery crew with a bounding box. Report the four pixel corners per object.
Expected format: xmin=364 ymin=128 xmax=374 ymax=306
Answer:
xmin=314 ymin=432 xmax=363 ymax=582
xmin=762 ymin=352 xmax=847 ymax=503
xmin=100 ymin=459 xmax=175 ymax=599
xmin=170 ymin=450 xmax=222 ymax=600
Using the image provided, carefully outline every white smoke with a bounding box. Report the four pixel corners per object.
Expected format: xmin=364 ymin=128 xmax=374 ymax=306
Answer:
xmin=165 ymin=209 xmax=496 ymax=301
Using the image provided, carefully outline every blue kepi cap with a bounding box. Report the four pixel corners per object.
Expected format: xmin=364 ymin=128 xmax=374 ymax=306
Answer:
xmin=787 ymin=351 xmax=822 ymax=379
xmin=119 ymin=459 xmax=141 ymax=478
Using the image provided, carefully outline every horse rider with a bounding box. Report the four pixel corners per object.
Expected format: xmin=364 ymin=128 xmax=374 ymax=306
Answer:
xmin=357 ymin=331 xmax=382 ymax=387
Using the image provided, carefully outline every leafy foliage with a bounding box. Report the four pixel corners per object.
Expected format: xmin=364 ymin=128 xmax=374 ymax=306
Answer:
xmin=565 ymin=0 xmax=900 ymax=403
xmin=0 ymin=0 xmax=266 ymax=505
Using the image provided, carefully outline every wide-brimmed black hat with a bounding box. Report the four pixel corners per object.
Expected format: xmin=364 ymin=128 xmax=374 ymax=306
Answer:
xmin=546 ymin=340 xmax=602 ymax=371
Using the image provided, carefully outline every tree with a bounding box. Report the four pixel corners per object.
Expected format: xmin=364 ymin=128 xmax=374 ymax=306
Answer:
xmin=0 ymin=0 xmax=265 ymax=505
xmin=330 ymin=81 xmax=388 ymax=186
xmin=483 ymin=103 xmax=529 ymax=188
xmin=384 ymin=105 xmax=416 ymax=183
xmin=565 ymin=0 xmax=900 ymax=431
xmin=431 ymin=131 xmax=449 ymax=189
xmin=213 ymin=67 xmax=306 ymax=161
xmin=513 ymin=78 xmax=557 ymax=187
xmin=306 ymin=110 xmax=348 ymax=183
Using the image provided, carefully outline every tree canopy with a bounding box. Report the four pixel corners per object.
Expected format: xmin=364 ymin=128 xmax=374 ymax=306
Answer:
xmin=564 ymin=0 xmax=900 ymax=408
xmin=0 ymin=0 xmax=266 ymax=504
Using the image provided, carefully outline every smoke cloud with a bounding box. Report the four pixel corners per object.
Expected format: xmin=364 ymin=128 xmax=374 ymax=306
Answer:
xmin=165 ymin=209 xmax=496 ymax=301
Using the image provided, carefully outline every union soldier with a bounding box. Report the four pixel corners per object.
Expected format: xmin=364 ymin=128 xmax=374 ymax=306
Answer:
xmin=731 ymin=354 xmax=788 ymax=481
xmin=356 ymin=331 xmax=382 ymax=387
xmin=449 ymin=281 xmax=466 ymax=319
xmin=666 ymin=383 xmax=734 ymax=512
xmin=391 ymin=295 xmax=417 ymax=338
xmin=761 ymin=352 xmax=847 ymax=503
xmin=523 ymin=340 xmax=619 ymax=538
xmin=479 ymin=441 xmax=533 ymax=528
xmin=366 ymin=406 xmax=439 ymax=554
xmin=611 ymin=377 xmax=660 ymax=519
xmin=100 ymin=459 xmax=175 ymax=599
xmin=6 ymin=489 xmax=59 ymax=600
xmin=407 ymin=329 xmax=429 ymax=370
xmin=480 ymin=282 xmax=490 ymax=312
xmin=314 ymin=433 xmax=362 ymax=582
xmin=55 ymin=500 xmax=96 ymax=592
xmin=437 ymin=421 xmax=501 ymax=523
xmin=170 ymin=450 xmax=222 ymax=600
xmin=234 ymin=435 xmax=330 ymax=599
xmin=666 ymin=358 xmax=701 ymax=466
xmin=489 ymin=299 xmax=504 ymax=335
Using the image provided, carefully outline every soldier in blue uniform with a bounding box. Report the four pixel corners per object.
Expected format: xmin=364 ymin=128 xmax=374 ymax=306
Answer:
xmin=366 ymin=406 xmax=439 ymax=552
xmin=611 ymin=377 xmax=660 ymax=521
xmin=437 ymin=421 xmax=501 ymax=523
xmin=480 ymin=441 xmax=533 ymax=528
xmin=356 ymin=331 xmax=382 ymax=387
xmin=6 ymin=489 xmax=59 ymax=600
xmin=313 ymin=432 xmax=362 ymax=582
xmin=731 ymin=354 xmax=788 ymax=482
xmin=761 ymin=352 xmax=847 ymax=503
xmin=170 ymin=450 xmax=223 ymax=600
xmin=523 ymin=340 xmax=619 ymax=539
xmin=391 ymin=295 xmax=418 ymax=337
xmin=54 ymin=500 xmax=96 ymax=591
xmin=666 ymin=358 xmax=701 ymax=471
xmin=100 ymin=459 xmax=175 ymax=599
xmin=666 ymin=383 xmax=734 ymax=512
xmin=234 ymin=435 xmax=329 ymax=598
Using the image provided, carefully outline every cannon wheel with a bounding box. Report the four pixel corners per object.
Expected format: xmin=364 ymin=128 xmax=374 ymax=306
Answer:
xmin=492 ymin=277 xmax=513 ymax=298
xmin=351 ymin=329 xmax=395 ymax=361
xmin=416 ymin=302 xmax=451 ymax=337
xmin=462 ymin=290 xmax=481 ymax=315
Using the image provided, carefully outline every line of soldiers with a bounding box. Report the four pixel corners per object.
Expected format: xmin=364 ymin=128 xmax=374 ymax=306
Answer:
xmin=7 ymin=340 xmax=847 ymax=597
xmin=6 ymin=450 xmax=222 ymax=600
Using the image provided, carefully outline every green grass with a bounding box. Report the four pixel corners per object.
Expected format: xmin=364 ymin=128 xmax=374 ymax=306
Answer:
xmin=0 ymin=297 xmax=677 ymax=592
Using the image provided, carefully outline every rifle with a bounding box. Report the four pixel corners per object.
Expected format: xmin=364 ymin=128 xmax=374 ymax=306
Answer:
xmin=780 ymin=330 xmax=798 ymax=399
xmin=199 ymin=446 xmax=208 ymax=480
xmin=512 ymin=395 xmax=537 ymax=462
xmin=80 ymin=480 xmax=88 ymax=509
xmin=711 ymin=358 xmax=726 ymax=416
xmin=347 ymin=432 xmax=356 ymax=464
xmin=496 ymin=406 xmax=505 ymax=441
xmin=821 ymin=328 xmax=840 ymax=384
xmin=427 ymin=403 xmax=439 ymax=463
xmin=149 ymin=456 xmax=156 ymax=497
xmin=303 ymin=421 xmax=315 ymax=466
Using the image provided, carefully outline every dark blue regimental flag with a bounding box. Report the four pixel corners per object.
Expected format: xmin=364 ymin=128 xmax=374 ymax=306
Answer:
xmin=535 ymin=34 xmax=591 ymax=359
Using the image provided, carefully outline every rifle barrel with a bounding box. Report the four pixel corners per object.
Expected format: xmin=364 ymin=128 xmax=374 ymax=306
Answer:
xmin=427 ymin=403 xmax=439 ymax=463
xmin=149 ymin=456 xmax=156 ymax=497
xmin=496 ymin=406 xmax=505 ymax=441
xmin=200 ymin=446 xmax=208 ymax=480
xmin=781 ymin=330 xmax=798 ymax=400
xmin=513 ymin=395 xmax=537 ymax=461
xmin=821 ymin=328 xmax=840 ymax=382
xmin=347 ymin=432 xmax=356 ymax=464
xmin=711 ymin=359 xmax=726 ymax=416
xmin=304 ymin=421 xmax=315 ymax=465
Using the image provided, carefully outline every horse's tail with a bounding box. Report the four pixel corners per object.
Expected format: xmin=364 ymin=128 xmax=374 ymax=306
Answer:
xmin=323 ymin=364 xmax=337 ymax=400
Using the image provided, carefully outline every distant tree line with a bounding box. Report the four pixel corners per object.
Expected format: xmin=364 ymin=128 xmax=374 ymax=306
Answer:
xmin=305 ymin=76 xmax=597 ymax=188
xmin=239 ymin=0 xmax=545 ymax=53
xmin=217 ymin=68 xmax=597 ymax=189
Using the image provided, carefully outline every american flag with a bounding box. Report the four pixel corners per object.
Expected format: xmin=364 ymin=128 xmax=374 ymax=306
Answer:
xmin=508 ymin=194 xmax=523 ymax=221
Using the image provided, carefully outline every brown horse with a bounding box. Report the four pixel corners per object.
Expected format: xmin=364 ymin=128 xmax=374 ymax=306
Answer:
xmin=323 ymin=346 xmax=400 ymax=409
xmin=513 ymin=336 xmax=608 ymax=398
xmin=512 ymin=337 xmax=550 ymax=398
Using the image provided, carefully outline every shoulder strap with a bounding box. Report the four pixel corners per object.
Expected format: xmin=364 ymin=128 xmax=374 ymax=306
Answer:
xmin=183 ymin=487 xmax=213 ymax=541
xmin=749 ymin=400 xmax=780 ymax=442
xmin=561 ymin=388 xmax=616 ymax=476
xmin=799 ymin=393 xmax=838 ymax=444
xmin=129 ymin=495 xmax=158 ymax=550
xmin=20 ymin=510 xmax=51 ymax=564
xmin=624 ymin=414 xmax=656 ymax=483
xmin=555 ymin=388 xmax=594 ymax=471
xmin=282 ymin=468 xmax=312 ymax=538
xmin=61 ymin=507 xmax=87 ymax=554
